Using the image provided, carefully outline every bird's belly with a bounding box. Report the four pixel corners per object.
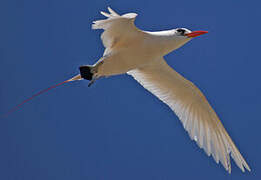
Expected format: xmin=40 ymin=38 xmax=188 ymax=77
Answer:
xmin=96 ymin=47 xmax=157 ymax=77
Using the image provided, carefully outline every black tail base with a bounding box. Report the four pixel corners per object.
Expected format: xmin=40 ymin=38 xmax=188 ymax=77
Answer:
xmin=79 ymin=66 xmax=93 ymax=80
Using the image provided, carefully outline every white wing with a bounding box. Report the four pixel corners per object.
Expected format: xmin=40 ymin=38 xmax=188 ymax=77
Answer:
xmin=92 ymin=7 xmax=141 ymax=55
xmin=128 ymin=57 xmax=250 ymax=173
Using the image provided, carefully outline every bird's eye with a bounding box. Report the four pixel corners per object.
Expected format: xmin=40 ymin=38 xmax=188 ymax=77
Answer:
xmin=177 ymin=29 xmax=185 ymax=34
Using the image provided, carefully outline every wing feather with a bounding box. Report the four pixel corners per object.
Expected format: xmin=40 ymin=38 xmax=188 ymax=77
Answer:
xmin=127 ymin=57 xmax=250 ymax=173
xmin=92 ymin=7 xmax=140 ymax=54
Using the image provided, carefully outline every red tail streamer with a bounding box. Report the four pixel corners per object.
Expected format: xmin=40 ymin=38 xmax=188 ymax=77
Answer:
xmin=3 ymin=80 xmax=71 ymax=118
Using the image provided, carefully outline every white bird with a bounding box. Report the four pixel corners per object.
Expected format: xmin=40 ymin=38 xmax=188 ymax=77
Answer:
xmin=78 ymin=7 xmax=250 ymax=173
xmin=6 ymin=7 xmax=250 ymax=173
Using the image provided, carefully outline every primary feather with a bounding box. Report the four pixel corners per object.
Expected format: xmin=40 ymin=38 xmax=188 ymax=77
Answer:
xmin=92 ymin=7 xmax=139 ymax=54
xmin=128 ymin=58 xmax=250 ymax=173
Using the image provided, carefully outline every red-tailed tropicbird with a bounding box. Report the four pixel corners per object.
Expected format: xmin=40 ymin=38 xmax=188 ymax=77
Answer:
xmin=5 ymin=7 xmax=250 ymax=173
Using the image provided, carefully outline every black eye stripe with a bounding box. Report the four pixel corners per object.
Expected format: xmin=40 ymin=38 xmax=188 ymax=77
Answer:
xmin=177 ymin=29 xmax=185 ymax=34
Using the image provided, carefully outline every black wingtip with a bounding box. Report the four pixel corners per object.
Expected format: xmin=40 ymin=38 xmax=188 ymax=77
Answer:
xmin=79 ymin=66 xmax=93 ymax=80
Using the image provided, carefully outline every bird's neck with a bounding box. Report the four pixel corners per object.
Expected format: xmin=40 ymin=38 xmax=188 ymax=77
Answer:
xmin=145 ymin=31 xmax=191 ymax=56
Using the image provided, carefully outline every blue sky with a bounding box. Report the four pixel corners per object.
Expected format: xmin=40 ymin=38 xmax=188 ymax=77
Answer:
xmin=0 ymin=0 xmax=260 ymax=179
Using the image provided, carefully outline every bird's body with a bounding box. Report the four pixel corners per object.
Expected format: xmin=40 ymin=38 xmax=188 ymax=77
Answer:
xmin=92 ymin=18 xmax=191 ymax=77
xmin=78 ymin=7 xmax=251 ymax=173
xmin=95 ymin=30 xmax=190 ymax=76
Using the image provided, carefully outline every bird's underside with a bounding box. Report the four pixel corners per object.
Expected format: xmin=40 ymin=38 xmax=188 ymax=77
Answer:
xmin=79 ymin=7 xmax=251 ymax=173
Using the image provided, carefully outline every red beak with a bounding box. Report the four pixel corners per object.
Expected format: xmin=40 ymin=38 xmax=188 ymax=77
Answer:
xmin=185 ymin=31 xmax=208 ymax=38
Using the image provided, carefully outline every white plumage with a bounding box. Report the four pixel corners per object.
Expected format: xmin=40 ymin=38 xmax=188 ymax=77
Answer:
xmin=83 ymin=7 xmax=250 ymax=173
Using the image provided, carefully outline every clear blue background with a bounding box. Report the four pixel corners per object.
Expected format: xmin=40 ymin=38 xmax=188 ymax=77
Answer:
xmin=0 ymin=0 xmax=260 ymax=179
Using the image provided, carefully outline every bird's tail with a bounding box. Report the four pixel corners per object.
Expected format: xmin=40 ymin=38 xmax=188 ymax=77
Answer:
xmin=2 ymin=74 xmax=82 ymax=118
xmin=3 ymin=63 xmax=98 ymax=117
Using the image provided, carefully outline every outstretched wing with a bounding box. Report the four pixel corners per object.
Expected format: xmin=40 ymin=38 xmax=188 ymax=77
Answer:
xmin=128 ymin=57 xmax=250 ymax=173
xmin=92 ymin=7 xmax=141 ymax=54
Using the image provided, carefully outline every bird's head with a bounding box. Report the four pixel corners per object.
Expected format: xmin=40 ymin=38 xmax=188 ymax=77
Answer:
xmin=168 ymin=28 xmax=208 ymax=51
xmin=174 ymin=28 xmax=208 ymax=38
